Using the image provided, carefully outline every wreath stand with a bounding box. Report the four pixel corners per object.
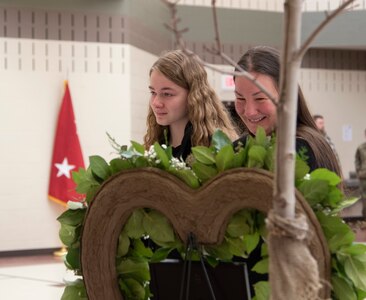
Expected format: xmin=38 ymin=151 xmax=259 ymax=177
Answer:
xmin=80 ymin=168 xmax=331 ymax=299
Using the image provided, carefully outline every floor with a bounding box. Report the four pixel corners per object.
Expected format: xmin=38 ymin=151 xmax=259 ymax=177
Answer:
xmin=0 ymin=253 xmax=68 ymax=300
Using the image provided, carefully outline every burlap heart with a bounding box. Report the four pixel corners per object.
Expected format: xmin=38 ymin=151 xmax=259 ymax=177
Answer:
xmin=81 ymin=167 xmax=330 ymax=299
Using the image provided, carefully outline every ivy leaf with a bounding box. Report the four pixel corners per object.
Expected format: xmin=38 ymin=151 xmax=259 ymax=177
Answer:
xmin=264 ymin=145 xmax=275 ymax=172
xmin=110 ymin=158 xmax=134 ymax=174
xmin=169 ymin=169 xmax=200 ymax=189
xmin=211 ymin=129 xmax=232 ymax=151
xmin=310 ymin=168 xmax=341 ymax=186
xmin=331 ymin=274 xmax=357 ymax=300
xmin=226 ymin=213 xmax=251 ymax=238
xmin=192 ymin=161 xmax=218 ymax=183
xmin=89 ymin=155 xmax=111 ymax=180
xmin=57 ymin=209 xmax=86 ymax=226
xmin=117 ymin=230 xmax=130 ymax=258
xmin=252 ymin=257 xmax=269 ymax=274
xmin=248 ymin=145 xmax=267 ymax=168
xmin=131 ymin=141 xmax=145 ymax=155
xmin=191 ymin=146 xmax=216 ymax=165
xmin=252 ymin=281 xmax=270 ymax=300
xmin=298 ymin=179 xmax=329 ymax=207
xmin=143 ymin=211 xmax=175 ymax=243
xmin=154 ymin=142 xmax=170 ymax=169
xmin=326 ymin=186 xmax=344 ymax=208
xmin=125 ymin=209 xmax=145 ymax=239
xmin=216 ymin=144 xmax=235 ymax=172
xmin=117 ymin=258 xmax=150 ymax=282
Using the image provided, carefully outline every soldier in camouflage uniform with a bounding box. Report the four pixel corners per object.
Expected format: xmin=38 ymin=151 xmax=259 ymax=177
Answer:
xmin=355 ymin=129 xmax=366 ymax=217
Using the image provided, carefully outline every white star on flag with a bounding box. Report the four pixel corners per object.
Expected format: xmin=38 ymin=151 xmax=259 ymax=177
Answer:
xmin=55 ymin=157 xmax=76 ymax=178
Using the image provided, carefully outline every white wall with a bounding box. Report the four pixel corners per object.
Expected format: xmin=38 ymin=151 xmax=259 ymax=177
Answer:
xmin=0 ymin=37 xmax=153 ymax=251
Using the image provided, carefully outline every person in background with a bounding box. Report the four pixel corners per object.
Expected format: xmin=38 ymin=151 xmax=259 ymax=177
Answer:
xmin=144 ymin=49 xmax=238 ymax=161
xmin=355 ymin=129 xmax=366 ymax=217
xmin=313 ymin=114 xmax=340 ymax=164
xmin=233 ymin=46 xmax=342 ymax=176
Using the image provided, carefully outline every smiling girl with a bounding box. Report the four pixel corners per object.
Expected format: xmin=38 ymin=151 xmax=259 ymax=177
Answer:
xmin=144 ymin=49 xmax=238 ymax=160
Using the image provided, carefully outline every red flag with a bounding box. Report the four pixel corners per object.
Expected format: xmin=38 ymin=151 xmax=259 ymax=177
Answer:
xmin=48 ymin=81 xmax=85 ymax=206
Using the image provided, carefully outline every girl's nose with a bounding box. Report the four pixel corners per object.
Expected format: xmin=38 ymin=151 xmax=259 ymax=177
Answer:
xmin=151 ymin=95 xmax=163 ymax=108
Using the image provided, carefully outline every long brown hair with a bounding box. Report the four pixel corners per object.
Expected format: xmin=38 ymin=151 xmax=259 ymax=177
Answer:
xmin=144 ymin=50 xmax=238 ymax=148
xmin=235 ymin=46 xmax=342 ymax=177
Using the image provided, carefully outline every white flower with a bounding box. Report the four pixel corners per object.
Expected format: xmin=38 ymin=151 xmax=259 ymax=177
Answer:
xmin=170 ymin=157 xmax=190 ymax=170
xmin=67 ymin=201 xmax=85 ymax=210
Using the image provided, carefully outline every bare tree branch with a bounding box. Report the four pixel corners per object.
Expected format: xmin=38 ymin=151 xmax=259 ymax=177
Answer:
xmin=296 ymin=0 xmax=355 ymax=60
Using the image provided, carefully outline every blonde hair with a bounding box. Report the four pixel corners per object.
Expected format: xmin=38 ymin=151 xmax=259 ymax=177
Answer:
xmin=144 ymin=49 xmax=238 ymax=148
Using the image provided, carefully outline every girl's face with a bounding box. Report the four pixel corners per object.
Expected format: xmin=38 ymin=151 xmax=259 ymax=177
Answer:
xmin=234 ymin=72 xmax=278 ymax=136
xmin=149 ymin=70 xmax=189 ymax=129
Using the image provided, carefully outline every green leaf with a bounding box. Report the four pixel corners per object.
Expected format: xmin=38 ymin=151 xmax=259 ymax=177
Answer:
xmin=154 ymin=142 xmax=170 ymax=169
xmin=117 ymin=258 xmax=150 ymax=282
xmin=150 ymin=247 xmax=173 ymax=263
xmin=134 ymin=156 xmax=149 ymax=168
xmin=191 ymin=146 xmax=216 ymax=165
xmin=226 ymin=237 xmax=246 ymax=257
xmin=192 ymin=161 xmax=218 ymax=183
xmin=110 ymin=158 xmax=134 ymax=174
xmin=131 ymin=141 xmax=145 ymax=155
xmin=71 ymin=168 xmax=86 ymax=185
xmin=125 ymin=209 xmax=145 ymax=239
xmin=117 ymin=230 xmax=130 ymax=257
xmin=89 ymin=155 xmax=111 ymax=180
xmin=119 ymin=278 xmax=146 ymax=300
xmin=61 ymin=280 xmax=87 ymax=300
xmin=339 ymin=243 xmax=366 ymax=256
xmin=252 ymin=281 xmax=270 ymax=300
xmin=211 ymin=129 xmax=232 ymax=151
xmin=295 ymin=156 xmax=310 ymax=180
xmin=298 ymin=179 xmax=329 ymax=207
xmin=252 ymin=257 xmax=269 ymax=274
xmin=205 ymin=240 xmax=233 ymax=261
xmin=243 ymin=232 xmax=260 ymax=255
xmin=316 ymin=212 xmax=355 ymax=252
xmin=331 ymin=274 xmax=357 ymax=300
xmin=57 ymin=209 xmax=86 ymax=226
xmin=226 ymin=213 xmax=251 ymax=238
xmin=232 ymin=147 xmax=247 ymax=168
xmin=130 ymin=239 xmax=153 ymax=259
xmin=143 ymin=211 xmax=175 ymax=243
xmin=248 ymin=145 xmax=267 ymax=168
xmin=169 ymin=169 xmax=200 ymax=189
xmin=255 ymin=127 xmax=268 ymax=147
xmin=73 ymin=168 xmax=100 ymax=194
xmin=65 ymin=246 xmax=80 ymax=271
xmin=215 ymin=144 xmax=235 ymax=171
xmin=310 ymin=168 xmax=341 ymax=186
xmin=264 ymin=145 xmax=275 ymax=171
xmin=344 ymin=254 xmax=366 ymax=291
xmin=59 ymin=224 xmax=80 ymax=247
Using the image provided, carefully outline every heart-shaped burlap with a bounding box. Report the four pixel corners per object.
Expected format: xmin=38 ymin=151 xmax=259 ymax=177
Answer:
xmin=81 ymin=167 xmax=330 ymax=299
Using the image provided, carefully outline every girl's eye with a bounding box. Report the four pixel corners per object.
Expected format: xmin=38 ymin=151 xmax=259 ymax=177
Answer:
xmin=149 ymin=91 xmax=156 ymax=96
xmin=162 ymin=92 xmax=173 ymax=97
xmin=235 ymin=97 xmax=245 ymax=102
xmin=255 ymin=97 xmax=267 ymax=101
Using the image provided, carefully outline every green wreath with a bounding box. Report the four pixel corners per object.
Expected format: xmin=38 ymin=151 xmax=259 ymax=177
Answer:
xmin=57 ymin=128 xmax=366 ymax=300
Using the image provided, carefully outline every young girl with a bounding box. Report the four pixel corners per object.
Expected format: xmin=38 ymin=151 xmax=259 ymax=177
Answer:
xmin=144 ymin=49 xmax=238 ymax=160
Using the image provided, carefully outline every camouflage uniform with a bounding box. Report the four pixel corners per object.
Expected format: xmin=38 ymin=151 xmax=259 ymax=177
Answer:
xmin=355 ymin=141 xmax=366 ymax=199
